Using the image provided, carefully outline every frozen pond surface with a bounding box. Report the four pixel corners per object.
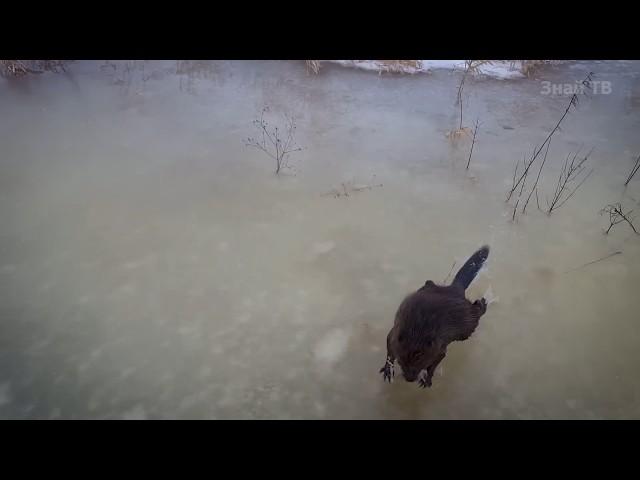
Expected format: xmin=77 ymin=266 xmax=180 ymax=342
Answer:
xmin=1 ymin=60 xmax=640 ymax=419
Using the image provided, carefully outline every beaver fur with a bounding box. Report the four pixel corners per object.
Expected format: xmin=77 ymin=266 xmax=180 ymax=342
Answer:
xmin=380 ymin=245 xmax=490 ymax=388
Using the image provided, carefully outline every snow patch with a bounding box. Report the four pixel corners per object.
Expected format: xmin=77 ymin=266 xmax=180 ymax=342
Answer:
xmin=327 ymin=60 xmax=529 ymax=79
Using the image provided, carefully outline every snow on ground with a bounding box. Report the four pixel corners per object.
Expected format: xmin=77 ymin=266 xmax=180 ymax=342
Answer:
xmin=328 ymin=60 xmax=532 ymax=79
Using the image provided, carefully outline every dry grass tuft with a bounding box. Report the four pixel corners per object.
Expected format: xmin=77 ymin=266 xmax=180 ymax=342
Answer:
xmin=446 ymin=127 xmax=472 ymax=142
xmin=377 ymin=60 xmax=421 ymax=73
xmin=507 ymin=60 xmax=555 ymax=77
xmin=306 ymin=60 xmax=321 ymax=74
xmin=1 ymin=60 xmax=68 ymax=77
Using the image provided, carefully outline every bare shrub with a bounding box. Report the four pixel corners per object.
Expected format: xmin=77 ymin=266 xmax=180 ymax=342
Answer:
xmin=245 ymin=106 xmax=304 ymax=175
xmin=544 ymin=148 xmax=594 ymax=215
xmin=600 ymin=203 xmax=639 ymax=235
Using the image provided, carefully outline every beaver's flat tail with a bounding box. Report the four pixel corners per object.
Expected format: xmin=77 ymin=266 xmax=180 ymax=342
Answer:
xmin=451 ymin=245 xmax=490 ymax=290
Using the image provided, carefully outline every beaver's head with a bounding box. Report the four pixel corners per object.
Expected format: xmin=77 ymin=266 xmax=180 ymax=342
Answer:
xmin=395 ymin=332 xmax=441 ymax=382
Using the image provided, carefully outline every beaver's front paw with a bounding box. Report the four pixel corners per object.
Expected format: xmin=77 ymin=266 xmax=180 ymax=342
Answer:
xmin=379 ymin=357 xmax=394 ymax=382
xmin=475 ymin=297 xmax=488 ymax=314
xmin=418 ymin=369 xmax=432 ymax=388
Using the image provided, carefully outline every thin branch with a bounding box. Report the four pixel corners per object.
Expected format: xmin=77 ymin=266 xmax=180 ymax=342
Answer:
xmin=518 ymin=163 xmax=528 ymax=197
xmin=510 ymin=156 xmax=522 ymax=195
xmin=245 ymin=106 xmax=303 ymax=175
xmin=624 ymin=153 xmax=640 ymax=187
xmin=443 ymin=261 xmax=457 ymax=284
xmin=535 ymin=187 xmax=543 ymax=212
xmin=466 ymin=118 xmax=479 ymax=170
xmin=563 ymin=251 xmax=622 ymax=274
xmin=506 ymin=72 xmax=594 ymax=203
xmin=455 ymin=61 xmax=478 ymax=131
xmin=547 ymin=148 xmax=594 ymax=215
xmin=522 ymin=138 xmax=552 ymax=214
xmin=601 ymin=203 xmax=640 ymax=235
xmin=553 ymin=168 xmax=593 ymax=210
xmin=245 ymin=142 xmax=277 ymax=160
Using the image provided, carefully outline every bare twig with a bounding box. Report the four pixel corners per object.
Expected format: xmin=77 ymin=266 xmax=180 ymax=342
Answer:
xmin=245 ymin=106 xmax=303 ymax=174
xmin=456 ymin=63 xmax=469 ymax=106
xmin=322 ymin=176 xmax=383 ymax=198
xmin=546 ymin=148 xmax=594 ymax=215
xmin=534 ymin=187 xmax=546 ymax=213
xmin=506 ymin=72 xmax=594 ymax=203
xmin=453 ymin=61 xmax=488 ymax=135
xmin=510 ymin=156 xmax=522 ymax=196
xmin=510 ymin=151 xmax=536 ymax=221
xmin=443 ymin=261 xmax=457 ymax=284
xmin=456 ymin=63 xmax=469 ymax=130
xmin=518 ymin=159 xmax=529 ymax=197
xmin=600 ymin=203 xmax=639 ymax=235
xmin=563 ymin=251 xmax=622 ymax=273
xmin=456 ymin=61 xmax=493 ymax=109
xmin=466 ymin=118 xmax=479 ymax=170
xmin=512 ymin=198 xmax=520 ymax=222
xmin=624 ymin=153 xmax=640 ymax=187
xmin=522 ymin=138 xmax=552 ymax=214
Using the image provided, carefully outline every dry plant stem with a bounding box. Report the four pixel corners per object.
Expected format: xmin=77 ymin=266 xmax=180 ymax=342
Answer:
xmin=522 ymin=139 xmax=552 ymax=214
xmin=443 ymin=261 xmax=457 ymax=283
xmin=456 ymin=67 xmax=468 ymax=107
xmin=322 ymin=177 xmax=383 ymax=198
xmin=624 ymin=153 xmax=640 ymax=186
xmin=466 ymin=118 xmax=479 ymax=170
xmin=506 ymin=72 xmax=593 ymax=203
xmin=535 ymin=188 xmax=543 ymax=212
xmin=518 ymin=168 xmax=528 ymax=197
xmin=546 ymin=148 xmax=594 ymax=215
xmin=456 ymin=61 xmax=473 ymax=130
xmin=506 ymin=101 xmax=569 ymax=202
xmin=601 ymin=203 xmax=639 ymax=235
xmin=245 ymin=107 xmax=303 ymax=174
xmin=510 ymin=157 xmax=522 ymax=194
xmin=509 ymin=151 xmax=534 ymax=214
xmin=563 ymin=251 xmax=622 ymax=273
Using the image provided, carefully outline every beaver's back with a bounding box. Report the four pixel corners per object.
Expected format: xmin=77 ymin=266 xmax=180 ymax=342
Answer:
xmin=393 ymin=285 xmax=478 ymax=346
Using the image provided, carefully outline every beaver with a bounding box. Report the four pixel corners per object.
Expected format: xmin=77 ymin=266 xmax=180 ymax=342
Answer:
xmin=380 ymin=245 xmax=490 ymax=388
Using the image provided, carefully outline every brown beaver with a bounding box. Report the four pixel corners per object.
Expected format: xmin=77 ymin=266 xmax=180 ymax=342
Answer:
xmin=380 ymin=246 xmax=489 ymax=388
